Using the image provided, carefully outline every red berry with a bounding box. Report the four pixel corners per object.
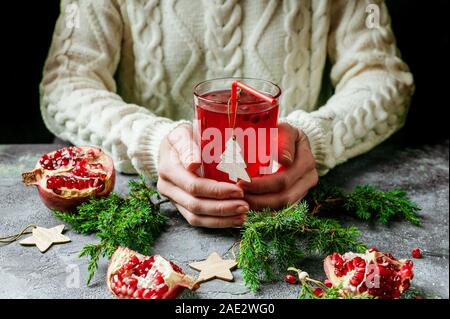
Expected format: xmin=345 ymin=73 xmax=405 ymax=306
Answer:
xmin=313 ymin=288 xmax=324 ymax=297
xmin=411 ymin=247 xmax=422 ymax=259
xmin=285 ymin=274 xmax=298 ymax=284
xmin=250 ymin=115 xmax=260 ymax=124
xmin=324 ymin=279 xmax=333 ymax=288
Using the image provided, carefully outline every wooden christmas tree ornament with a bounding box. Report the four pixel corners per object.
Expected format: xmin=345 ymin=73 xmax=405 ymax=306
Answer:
xmin=216 ymin=138 xmax=251 ymax=182
xmin=189 ymin=252 xmax=238 ymax=284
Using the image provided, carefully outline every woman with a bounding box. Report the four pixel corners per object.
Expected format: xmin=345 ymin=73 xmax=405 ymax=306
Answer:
xmin=40 ymin=0 xmax=413 ymax=228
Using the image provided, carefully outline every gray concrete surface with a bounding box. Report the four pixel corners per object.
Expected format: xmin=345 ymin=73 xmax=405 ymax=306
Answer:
xmin=0 ymin=141 xmax=448 ymax=299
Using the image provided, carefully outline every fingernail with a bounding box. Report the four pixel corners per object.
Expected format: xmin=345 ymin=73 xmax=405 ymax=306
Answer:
xmin=237 ymin=181 xmax=250 ymax=191
xmin=233 ymin=215 xmax=247 ymax=227
xmin=281 ymin=151 xmax=293 ymax=164
xmin=237 ymin=205 xmax=249 ymax=214
xmin=231 ymin=191 xmax=244 ymax=198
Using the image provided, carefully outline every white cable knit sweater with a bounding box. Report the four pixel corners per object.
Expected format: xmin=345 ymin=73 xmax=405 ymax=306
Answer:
xmin=41 ymin=0 xmax=414 ymax=178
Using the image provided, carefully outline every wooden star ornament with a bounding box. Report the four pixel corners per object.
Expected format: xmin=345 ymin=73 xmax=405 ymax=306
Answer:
xmin=19 ymin=225 xmax=71 ymax=253
xmin=189 ymin=252 xmax=238 ymax=283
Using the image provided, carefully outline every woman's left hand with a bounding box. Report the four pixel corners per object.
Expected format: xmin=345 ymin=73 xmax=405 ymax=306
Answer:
xmin=238 ymin=123 xmax=319 ymax=210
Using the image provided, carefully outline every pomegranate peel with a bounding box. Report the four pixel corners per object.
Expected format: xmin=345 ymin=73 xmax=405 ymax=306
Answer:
xmin=22 ymin=146 xmax=115 ymax=212
xmin=106 ymin=247 xmax=199 ymax=299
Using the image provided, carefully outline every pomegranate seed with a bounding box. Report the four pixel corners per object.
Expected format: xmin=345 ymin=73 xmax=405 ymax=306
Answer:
xmin=377 ymin=266 xmax=391 ymax=276
xmin=355 ymin=259 xmax=366 ymax=269
xmin=358 ymin=284 xmax=368 ymax=293
xmin=135 ymin=288 xmax=145 ymax=299
xmin=142 ymin=289 xmax=154 ymax=299
xmin=350 ymin=278 xmax=359 ymax=286
xmin=324 ymin=279 xmax=333 ymax=288
xmin=401 ymin=268 xmax=413 ymax=278
xmin=130 ymin=256 xmax=139 ymax=265
xmin=411 ymin=248 xmax=422 ymax=259
xmin=47 ymin=179 xmax=54 ymax=188
xmin=350 ymin=272 xmax=364 ymax=286
xmin=391 ymin=289 xmax=401 ymax=299
xmin=405 ymin=260 xmax=414 ymax=269
xmin=97 ymin=182 xmax=105 ymax=192
xmin=284 ymin=274 xmax=298 ymax=284
xmin=78 ymin=180 xmax=87 ymax=189
xmin=313 ymin=288 xmax=324 ymax=297
xmin=124 ymin=263 xmax=134 ymax=270
xmin=345 ymin=262 xmax=354 ymax=272
xmin=127 ymin=286 xmax=136 ymax=296
xmin=127 ymin=278 xmax=138 ymax=287
xmin=154 ymin=273 xmax=164 ymax=285
xmin=334 ymin=269 xmax=344 ymax=276
xmin=157 ymin=284 xmax=169 ymax=295
xmin=143 ymin=262 xmax=153 ymax=270
xmin=354 ymin=272 xmax=364 ymax=281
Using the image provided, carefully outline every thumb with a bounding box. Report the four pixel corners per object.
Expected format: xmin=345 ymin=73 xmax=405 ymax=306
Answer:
xmin=167 ymin=124 xmax=201 ymax=172
xmin=277 ymin=123 xmax=299 ymax=167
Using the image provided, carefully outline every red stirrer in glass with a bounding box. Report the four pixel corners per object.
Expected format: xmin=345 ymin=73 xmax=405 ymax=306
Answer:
xmin=230 ymin=80 xmax=277 ymax=122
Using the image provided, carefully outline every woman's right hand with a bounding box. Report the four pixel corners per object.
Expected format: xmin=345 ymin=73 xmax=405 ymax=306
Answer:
xmin=157 ymin=124 xmax=249 ymax=228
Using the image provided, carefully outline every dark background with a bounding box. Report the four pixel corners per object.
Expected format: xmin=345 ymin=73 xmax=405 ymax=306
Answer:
xmin=0 ymin=1 xmax=448 ymax=144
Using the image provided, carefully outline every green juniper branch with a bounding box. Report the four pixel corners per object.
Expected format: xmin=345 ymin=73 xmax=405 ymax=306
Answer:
xmin=306 ymin=183 xmax=421 ymax=225
xmin=54 ymin=176 xmax=166 ymax=285
xmin=238 ymin=202 xmax=367 ymax=291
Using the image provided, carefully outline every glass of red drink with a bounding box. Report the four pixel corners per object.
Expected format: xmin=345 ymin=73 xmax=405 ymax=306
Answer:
xmin=194 ymin=78 xmax=281 ymax=183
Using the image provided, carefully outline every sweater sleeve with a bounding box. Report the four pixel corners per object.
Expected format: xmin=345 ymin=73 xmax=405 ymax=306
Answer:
xmin=40 ymin=0 xmax=189 ymax=179
xmin=284 ymin=0 xmax=414 ymax=175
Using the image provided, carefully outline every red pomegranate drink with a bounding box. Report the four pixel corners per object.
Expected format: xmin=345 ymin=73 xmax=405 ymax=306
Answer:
xmin=194 ymin=79 xmax=281 ymax=183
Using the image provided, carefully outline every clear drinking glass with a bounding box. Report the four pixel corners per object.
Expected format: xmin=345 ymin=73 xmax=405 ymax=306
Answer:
xmin=194 ymin=78 xmax=281 ymax=183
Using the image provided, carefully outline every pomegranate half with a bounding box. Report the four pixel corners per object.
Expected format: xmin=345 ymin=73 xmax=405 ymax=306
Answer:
xmin=106 ymin=247 xmax=199 ymax=299
xmin=324 ymin=248 xmax=414 ymax=299
xmin=22 ymin=146 xmax=115 ymax=212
